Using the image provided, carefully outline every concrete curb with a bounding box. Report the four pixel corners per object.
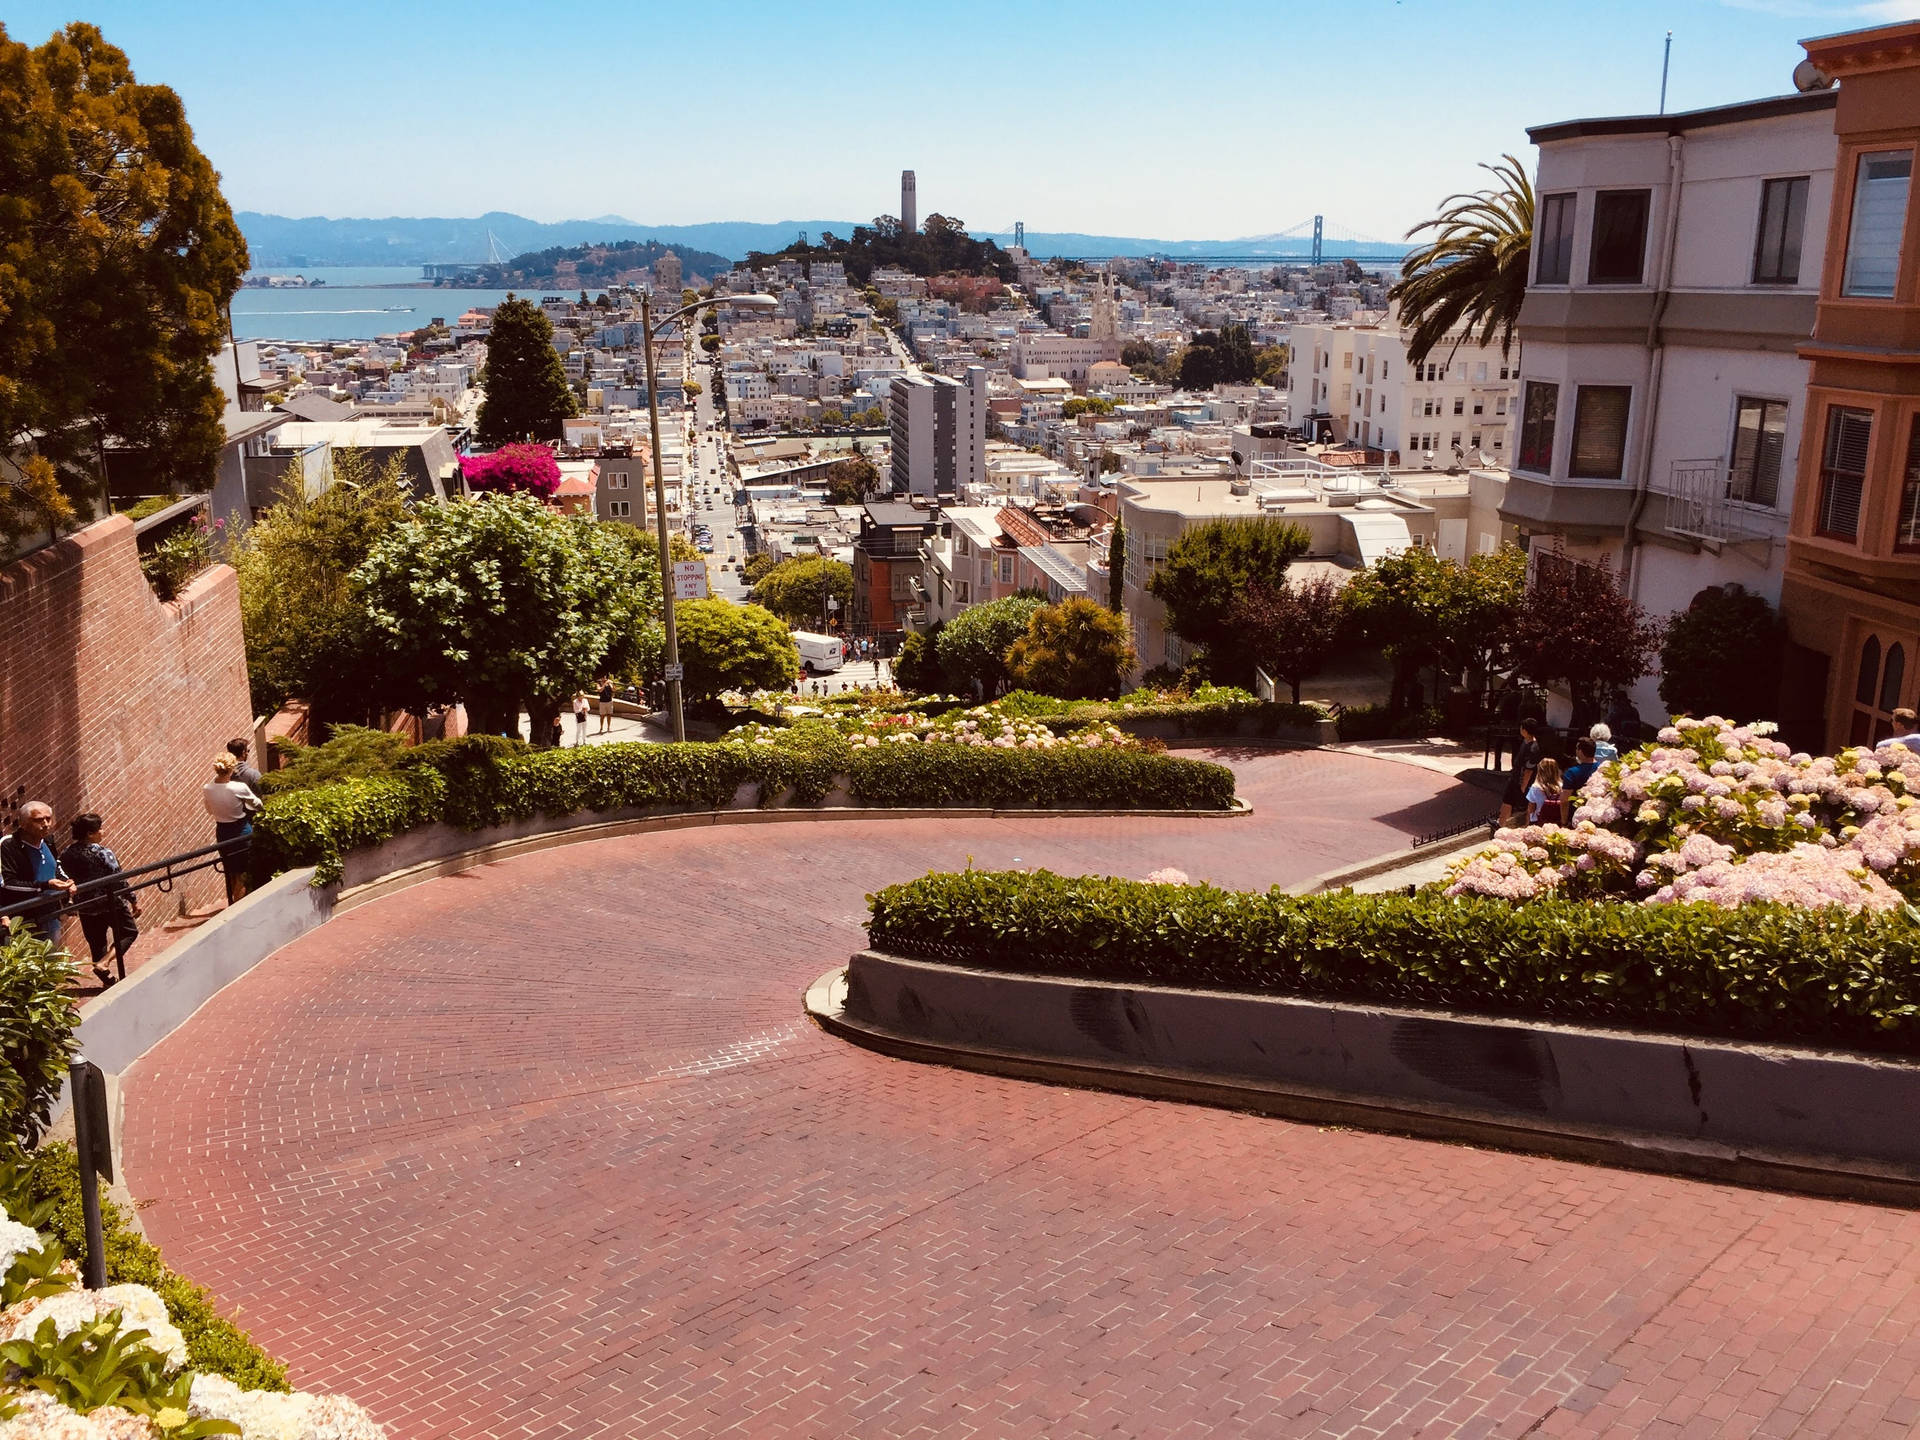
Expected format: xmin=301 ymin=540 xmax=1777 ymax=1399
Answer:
xmin=1285 ymin=832 xmax=1494 ymax=896
xmin=807 ymin=953 xmax=1920 ymax=1207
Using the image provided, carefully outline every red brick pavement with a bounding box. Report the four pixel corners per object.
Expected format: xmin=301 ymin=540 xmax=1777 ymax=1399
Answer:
xmin=119 ymin=751 xmax=1920 ymax=1437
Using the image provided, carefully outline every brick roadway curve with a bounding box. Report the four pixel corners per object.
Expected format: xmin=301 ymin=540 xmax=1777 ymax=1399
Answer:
xmin=121 ymin=750 xmax=1920 ymax=1439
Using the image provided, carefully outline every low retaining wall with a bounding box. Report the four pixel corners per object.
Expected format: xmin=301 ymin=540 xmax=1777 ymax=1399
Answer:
xmin=820 ymin=950 xmax=1920 ymax=1203
xmin=1114 ymin=713 xmax=1336 ymax=746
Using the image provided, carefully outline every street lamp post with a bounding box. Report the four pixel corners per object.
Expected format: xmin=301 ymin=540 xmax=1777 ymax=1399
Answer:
xmin=640 ymin=288 xmax=777 ymax=740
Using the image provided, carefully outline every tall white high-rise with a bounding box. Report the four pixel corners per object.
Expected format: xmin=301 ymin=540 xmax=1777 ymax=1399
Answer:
xmin=900 ymin=170 xmax=917 ymax=235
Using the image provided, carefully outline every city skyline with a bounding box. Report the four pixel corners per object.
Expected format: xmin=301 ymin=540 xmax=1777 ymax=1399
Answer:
xmin=8 ymin=0 xmax=1917 ymax=241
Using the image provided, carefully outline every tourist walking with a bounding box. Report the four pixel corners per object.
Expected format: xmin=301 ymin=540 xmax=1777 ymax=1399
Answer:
xmin=1526 ymin=757 xmax=1564 ymax=825
xmin=0 ymin=801 xmax=75 ymax=946
xmin=597 ymin=678 xmax=615 ymax=734
xmin=1500 ymin=717 xmax=1543 ymax=827
xmin=203 ymin=754 xmax=263 ymax=907
xmin=60 ymin=814 xmax=139 ymax=986
xmin=226 ymin=736 xmax=263 ymax=790
xmin=572 ymin=692 xmax=590 ymax=745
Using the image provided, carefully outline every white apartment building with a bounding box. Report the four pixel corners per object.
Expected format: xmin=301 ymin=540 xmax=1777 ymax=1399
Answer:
xmin=889 ymin=368 xmax=989 ymax=497
xmin=1010 ymin=333 xmax=1122 ymax=387
xmin=1507 ymin=87 xmax=1838 ymax=716
xmin=1286 ymin=309 xmax=1520 ymax=465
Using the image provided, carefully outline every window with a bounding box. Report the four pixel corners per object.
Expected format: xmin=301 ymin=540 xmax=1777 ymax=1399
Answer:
xmin=1752 ymin=177 xmax=1810 ymax=285
xmin=1852 ymin=634 xmax=1910 ymax=745
xmin=1728 ymin=398 xmax=1788 ymax=508
xmin=1897 ymin=419 xmax=1920 ymax=552
xmin=1536 ymin=192 xmax=1576 ymax=284
xmin=1518 ymin=382 xmax=1558 ymax=473
xmin=608 ymin=500 xmax=631 ymax=517
xmin=1450 ymin=431 xmax=1462 ymax=450
xmin=1473 ymin=401 xmax=1484 ymax=415
xmin=1842 ymin=151 xmax=1912 ymax=298
xmin=1381 ymin=361 xmax=1389 ymax=379
xmin=1589 ymin=190 xmax=1652 ymax=284
xmin=1452 ymin=398 xmax=1464 ymax=416
xmin=1471 ymin=433 xmax=1483 ymax=449
xmin=1568 ymin=386 xmax=1631 ymax=479
xmin=607 ymin=471 xmax=628 ymax=489
xmin=1818 ymin=406 xmax=1874 ymax=540
xmin=1496 ymin=395 xmax=1508 ymax=416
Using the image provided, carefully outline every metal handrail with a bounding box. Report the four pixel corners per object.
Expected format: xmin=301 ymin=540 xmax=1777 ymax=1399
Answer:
xmin=0 ymin=841 xmax=234 ymax=923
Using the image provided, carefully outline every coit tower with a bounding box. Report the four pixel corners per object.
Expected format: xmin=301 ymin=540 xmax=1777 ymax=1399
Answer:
xmin=901 ymin=170 xmax=917 ymax=235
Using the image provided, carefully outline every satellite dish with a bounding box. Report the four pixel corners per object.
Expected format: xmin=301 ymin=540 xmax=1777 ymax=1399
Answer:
xmin=1479 ymin=449 xmax=1497 ymax=467
xmin=1422 ymin=450 xmax=1435 ymax=461
xmin=1793 ymin=59 xmax=1834 ymax=92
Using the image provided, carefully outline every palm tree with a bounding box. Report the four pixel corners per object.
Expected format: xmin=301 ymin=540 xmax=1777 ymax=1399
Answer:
xmin=1388 ymin=155 xmax=1534 ymax=366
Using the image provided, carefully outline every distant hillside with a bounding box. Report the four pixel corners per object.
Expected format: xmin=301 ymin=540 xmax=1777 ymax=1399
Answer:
xmin=476 ymin=239 xmax=731 ymax=289
xmin=236 ymin=212 xmax=861 ymax=267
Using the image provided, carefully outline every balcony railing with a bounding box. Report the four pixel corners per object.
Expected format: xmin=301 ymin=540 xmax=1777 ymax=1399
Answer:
xmin=1662 ymin=458 xmax=1781 ymax=544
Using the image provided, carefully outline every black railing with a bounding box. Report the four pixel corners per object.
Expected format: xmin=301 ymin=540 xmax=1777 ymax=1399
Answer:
xmin=1411 ymin=814 xmax=1500 ymax=849
xmin=0 ymin=841 xmax=234 ymax=924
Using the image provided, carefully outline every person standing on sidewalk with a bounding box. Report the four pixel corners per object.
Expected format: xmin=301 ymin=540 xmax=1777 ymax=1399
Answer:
xmin=59 ymin=813 xmax=139 ymax=986
xmin=0 ymin=801 xmax=75 ymax=946
xmin=203 ymin=755 xmax=263 ymax=907
xmin=572 ymin=691 xmax=590 ymax=745
xmin=597 ymin=678 xmax=615 ymax=734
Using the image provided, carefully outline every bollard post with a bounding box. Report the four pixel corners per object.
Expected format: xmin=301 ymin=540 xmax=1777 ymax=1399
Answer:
xmin=67 ymin=1057 xmax=111 ymax=1289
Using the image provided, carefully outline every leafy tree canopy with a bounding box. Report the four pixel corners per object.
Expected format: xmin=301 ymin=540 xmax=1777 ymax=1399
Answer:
xmin=674 ymin=599 xmax=798 ymax=699
xmin=751 ymin=555 xmax=853 ymax=627
xmin=0 ymin=21 xmax=249 ymax=546
xmin=1659 ymin=584 xmax=1785 ymax=723
xmin=742 ymin=212 xmax=1015 ymax=286
xmin=1388 ymin=155 xmax=1533 ymax=366
xmin=461 ymin=443 xmax=560 ymax=498
xmin=823 ymin=455 xmax=880 ymax=505
xmin=232 ymin=448 xmax=408 ymax=731
xmin=475 ymin=294 xmax=579 ymax=446
xmin=1228 ymin=575 xmax=1348 ymax=703
xmin=1512 ymin=551 xmax=1662 ymax=723
xmin=936 ymin=595 xmax=1046 ymax=698
xmin=1146 ymin=517 xmax=1310 ymax=663
xmin=353 ymin=493 xmax=661 ymax=734
xmin=1006 ymin=597 xmax=1137 ymax=700
xmin=1062 ymin=397 xmax=1114 ymax=419
xmin=893 ymin=624 xmax=946 ymax=694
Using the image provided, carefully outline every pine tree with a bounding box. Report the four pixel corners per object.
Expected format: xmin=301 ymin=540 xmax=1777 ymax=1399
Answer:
xmin=475 ymin=294 xmax=578 ymax=447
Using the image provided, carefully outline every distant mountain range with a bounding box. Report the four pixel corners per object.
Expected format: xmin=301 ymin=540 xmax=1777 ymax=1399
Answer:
xmin=235 ymin=211 xmax=1410 ymax=268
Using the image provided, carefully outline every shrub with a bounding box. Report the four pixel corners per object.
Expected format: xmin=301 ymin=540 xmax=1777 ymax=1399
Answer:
xmin=253 ymin=731 xmax=1235 ymax=883
xmin=1659 ymin=584 xmax=1786 ymax=722
xmin=120 ymin=494 xmax=182 ymax=522
xmin=936 ymin=597 xmax=1044 ymax=698
xmin=7 ymin=1142 xmax=288 ymax=1391
xmin=867 ymin=870 xmax=1920 ymax=1051
xmin=460 ymin=442 xmax=561 ymax=498
xmin=849 ymin=746 xmax=1235 ymax=810
xmin=1005 ymin=597 xmax=1136 ymax=700
xmin=260 ymin=725 xmax=413 ymax=794
xmin=891 ymin=626 xmax=946 ymax=694
xmin=674 ymin=599 xmax=798 ymax=699
xmin=0 ymin=928 xmax=78 ymax=1146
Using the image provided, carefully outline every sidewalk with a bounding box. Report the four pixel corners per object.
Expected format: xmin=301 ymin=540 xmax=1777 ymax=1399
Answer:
xmin=1327 ymin=735 xmax=1509 ymax=792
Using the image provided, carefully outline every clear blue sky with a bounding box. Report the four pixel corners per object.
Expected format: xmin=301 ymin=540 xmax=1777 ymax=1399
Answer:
xmin=7 ymin=0 xmax=1914 ymax=240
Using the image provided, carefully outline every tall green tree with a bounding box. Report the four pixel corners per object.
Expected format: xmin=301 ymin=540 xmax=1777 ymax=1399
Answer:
xmin=232 ymin=448 xmax=408 ymax=734
xmin=674 ymin=599 xmax=798 ymax=699
xmin=1658 ymin=584 xmax=1786 ymax=723
xmin=353 ymin=494 xmax=661 ymax=737
xmin=751 ymin=556 xmax=854 ymax=627
xmin=823 ymin=455 xmax=880 ymax=505
xmin=1512 ymin=552 xmax=1662 ymax=727
xmin=1146 ymin=518 xmax=1310 ymax=679
xmin=936 ymin=595 xmax=1046 ymax=698
xmin=1006 ymin=597 xmax=1137 ymax=700
xmin=1388 ymin=155 xmax=1533 ymax=366
xmin=475 ymin=294 xmax=578 ymax=446
xmin=1228 ymin=576 xmax=1347 ymax=704
xmin=0 ymin=21 xmax=249 ymax=546
xmin=1107 ymin=522 xmax=1125 ymax=612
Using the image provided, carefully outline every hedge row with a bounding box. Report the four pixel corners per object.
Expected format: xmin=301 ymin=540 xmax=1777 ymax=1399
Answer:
xmin=0 ymin=927 xmax=77 ymax=1147
xmin=254 ymin=735 xmax=1238 ymax=884
xmin=867 ymin=869 xmax=1920 ymax=1050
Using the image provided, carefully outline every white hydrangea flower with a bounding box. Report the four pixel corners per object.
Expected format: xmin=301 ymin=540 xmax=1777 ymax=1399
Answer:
xmin=0 ymin=1215 xmax=46 ymax=1280
xmin=0 ymin=1390 xmax=152 ymax=1440
xmin=189 ymin=1373 xmax=387 ymax=1440
xmin=0 ymin=1282 xmax=188 ymax=1371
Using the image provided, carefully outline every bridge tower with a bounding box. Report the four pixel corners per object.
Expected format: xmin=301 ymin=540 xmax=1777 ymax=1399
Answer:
xmin=1312 ymin=215 xmax=1323 ymax=267
xmin=1014 ymin=220 xmax=1025 ymax=250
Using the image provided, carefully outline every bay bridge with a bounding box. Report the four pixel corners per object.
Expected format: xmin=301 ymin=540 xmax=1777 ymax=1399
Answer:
xmin=1008 ymin=215 xmax=1410 ymax=267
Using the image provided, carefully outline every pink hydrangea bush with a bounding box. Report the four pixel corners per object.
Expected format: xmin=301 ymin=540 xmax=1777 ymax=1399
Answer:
xmin=1447 ymin=716 xmax=1920 ymax=912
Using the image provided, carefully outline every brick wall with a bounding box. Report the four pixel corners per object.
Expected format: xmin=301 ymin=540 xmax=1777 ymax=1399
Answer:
xmin=0 ymin=516 xmax=253 ymax=924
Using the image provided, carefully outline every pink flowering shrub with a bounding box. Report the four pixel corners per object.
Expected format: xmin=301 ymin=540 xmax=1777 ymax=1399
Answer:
xmin=461 ymin=443 xmax=562 ymax=498
xmin=1448 ymin=716 xmax=1920 ymax=913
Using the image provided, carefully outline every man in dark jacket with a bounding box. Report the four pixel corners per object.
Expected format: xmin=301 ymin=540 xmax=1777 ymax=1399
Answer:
xmin=0 ymin=801 xmax=75 ymax=946
xmin=59 ymin=812 xmax=140 ymax=986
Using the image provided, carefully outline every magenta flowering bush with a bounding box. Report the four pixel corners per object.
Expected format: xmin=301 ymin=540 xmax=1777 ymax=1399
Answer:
xmin=461 ymin=443 xmax=561 ymax=498
xmin=1447 ymin=717 xmax=1920 ymax=912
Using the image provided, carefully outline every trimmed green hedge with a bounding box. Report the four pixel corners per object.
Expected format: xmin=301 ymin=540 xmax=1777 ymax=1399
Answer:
xmin=254 ymin=733 xmax=1235 ymax=884
xmin=847 ymin=747 xmax=1236 ymax=810
xmin=867 ymin=870 xmax=1920 ymax=1050
xmin=6 ymin=1143 xmax=288 ymax=1391
xmin=0 ymin=928 xmax=79 ymax=1146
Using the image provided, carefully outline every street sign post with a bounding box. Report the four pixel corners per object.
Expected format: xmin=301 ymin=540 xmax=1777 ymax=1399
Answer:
xmin=672 ymin=560 xmax=709 ymax=601
xmin=663 ymin=663 xmax=685 ymax=683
